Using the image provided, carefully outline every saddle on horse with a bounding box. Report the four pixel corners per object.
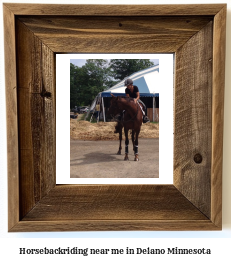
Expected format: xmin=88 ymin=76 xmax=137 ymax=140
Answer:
xmin=114 ymin=100 xmax=150 ymax=124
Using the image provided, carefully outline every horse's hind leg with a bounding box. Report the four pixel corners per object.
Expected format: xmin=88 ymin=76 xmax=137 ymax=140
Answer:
xmin=124 ymin=128 xmax=129 ymax=161
xmin=131 ymin=130 xmax=135 ymax=154
xmin=134 ymin=130 xmax=140 ymax=161
xmin=117 ymin=125 xmax=122 ymax=155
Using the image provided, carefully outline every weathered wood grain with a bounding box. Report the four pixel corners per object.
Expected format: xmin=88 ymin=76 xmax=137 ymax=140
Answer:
xmin=3 ymin=4 xmax=19 ymax=231
xmin=211 ymin=5 xmax=226 ymax=228
xmin=174 ymin=21 xmax=213 ymax=218
xmin=4 ymin=3 xmax=225 ymax=16
xmin=4 ymin=3 xmax=226 ymax=232
xmin=13 ymin=185 xmax=218 ymax=232
xmin=11 ymin=220 xmax=219 ymax=232
xmin=16 ymin=19 xmax=56 ymax=218
xmin=22 ymin=185 xmax=207 ymax=221
xmin=18 ymin=16 xmax=213 ymax=34
xmin=18 ymin=16 xmax=213 ymax=53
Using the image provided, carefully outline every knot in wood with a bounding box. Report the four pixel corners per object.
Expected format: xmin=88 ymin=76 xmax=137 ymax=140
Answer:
xmin=40 ymin=90 xmax=52 ymax=99
xmin=194 ymin=153 xmax=202 ymax=164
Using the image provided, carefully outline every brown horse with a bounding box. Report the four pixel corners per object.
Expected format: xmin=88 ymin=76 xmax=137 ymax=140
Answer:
xmin=107 ymin=95 xmax=143 ymax=161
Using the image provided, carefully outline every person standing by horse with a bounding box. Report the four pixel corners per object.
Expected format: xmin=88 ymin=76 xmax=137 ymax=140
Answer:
xmin=124 ymin=78 xmax=150 ymax=123
xmin=95 ymin=102 xmax=100 ymax=123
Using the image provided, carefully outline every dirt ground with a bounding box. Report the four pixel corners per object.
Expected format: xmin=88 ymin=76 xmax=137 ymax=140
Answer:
xmin=70 ymin=119 xmax=159 ymax=179
xmin=70 ymin=139 xmax=159 ymax=179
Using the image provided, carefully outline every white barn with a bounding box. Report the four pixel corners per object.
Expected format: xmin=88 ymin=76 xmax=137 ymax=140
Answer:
xmin=87 ymin=64 xmax=160 ymax=122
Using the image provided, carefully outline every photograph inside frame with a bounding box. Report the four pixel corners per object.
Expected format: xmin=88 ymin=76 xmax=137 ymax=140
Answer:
xmin=70 ymin=58 xmax=166 ymax=179
xmin=56 ymin=54 xmax=174 ymax=184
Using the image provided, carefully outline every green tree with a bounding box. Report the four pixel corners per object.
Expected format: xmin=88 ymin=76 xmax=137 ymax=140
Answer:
xmin=70 ymin=63 xmax=79 ymax=108
xmin=70 ymin=59 xmax=116 ymax=108
xmin=109 ymin=59 xmax=154 ymax=80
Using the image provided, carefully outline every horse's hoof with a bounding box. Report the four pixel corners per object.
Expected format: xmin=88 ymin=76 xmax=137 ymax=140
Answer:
xmin=117 ymin=151 xmax=121 ymax=155
xmin=124 ymin=155 xmax=129 ymax=161
xmin=134 ymin=155 xmax=139 ymax=161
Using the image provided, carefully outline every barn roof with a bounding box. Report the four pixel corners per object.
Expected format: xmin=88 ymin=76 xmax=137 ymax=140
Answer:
xmin=101 ymin=64 xmax=160 ymax=98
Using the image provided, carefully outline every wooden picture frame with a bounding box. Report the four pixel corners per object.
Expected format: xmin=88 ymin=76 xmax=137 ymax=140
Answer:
xmin=4 ymin=3 xmax=226 ymax=232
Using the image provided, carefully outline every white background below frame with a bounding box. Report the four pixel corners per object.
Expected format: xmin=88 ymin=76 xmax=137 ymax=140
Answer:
xmin=56 ymin=54 xmax=173 ymax=184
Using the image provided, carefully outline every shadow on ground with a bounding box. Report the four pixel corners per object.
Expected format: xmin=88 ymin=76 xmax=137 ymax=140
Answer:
xmin=70 ymin=138 xmax=159 ymax=179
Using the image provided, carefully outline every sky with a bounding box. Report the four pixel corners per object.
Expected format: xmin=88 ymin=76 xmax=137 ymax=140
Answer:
xmin=70 ymin=59 xmax=159 ymax=67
